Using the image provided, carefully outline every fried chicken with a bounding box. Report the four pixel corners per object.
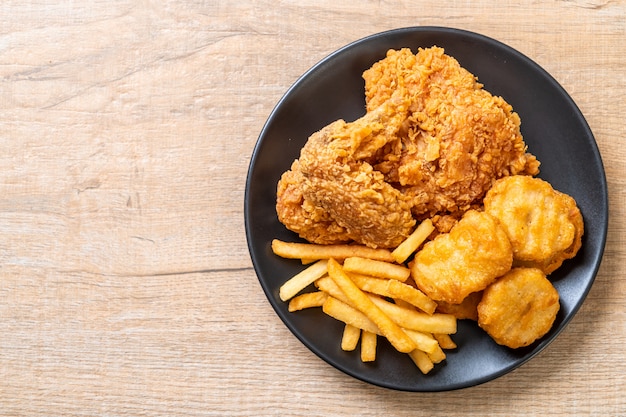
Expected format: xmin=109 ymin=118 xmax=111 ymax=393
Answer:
xmin=276 ymin=46 xmax=540 ymax=248
xmin=484 ymin=175 xmax=584 ymax=274
xmin=364 ymin=47 xmax=540 ymax=220
xmin=276 ymin=160 xmax=352 ymax=245
xmin=435 ymin=290 xmax=483 ymax=321
xmin=285 ymin=92 xmax=416 ymax=248
xmin=410 ymin=210 xmax=513 ymax=305
xmin=478 ymin=267 xmax=560 ymax=348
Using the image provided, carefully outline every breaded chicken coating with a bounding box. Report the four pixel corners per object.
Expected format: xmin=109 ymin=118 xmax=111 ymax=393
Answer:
xmin=364 ymin=47 xmax=540 ymax=220
xmin=484 ymin=175 xmax=584 ymax=274
xmin=478 ymin=267 xmax=560 ymax=348
xmin=277 ymin=47 xmax=540 ymax=248
xmin=410 ymin=210 xmax=513 ymax=304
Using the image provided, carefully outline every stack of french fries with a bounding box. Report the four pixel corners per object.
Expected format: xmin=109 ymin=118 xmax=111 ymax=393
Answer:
xmin=272 ymin=219 xmax=457 ymax=374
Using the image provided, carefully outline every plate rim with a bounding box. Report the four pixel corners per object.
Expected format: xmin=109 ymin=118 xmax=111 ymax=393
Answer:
xmin=244 ymin=26 xmax=609 ymax=392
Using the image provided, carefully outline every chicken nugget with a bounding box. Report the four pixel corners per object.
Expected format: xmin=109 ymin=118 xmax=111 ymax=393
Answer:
xmin=478 ymin=267 xmax=560 ymax=348
xmin=484 ymin=175 xmax=584 ymax=274
xmin=410 ymin=210 xmax=512 ymax=304
xmin=435 ymin=291 xmax=482 ymax=321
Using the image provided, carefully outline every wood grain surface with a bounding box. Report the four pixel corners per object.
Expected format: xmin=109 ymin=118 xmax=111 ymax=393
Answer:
xmin=1 ymin=1 xmax=625 ymax=416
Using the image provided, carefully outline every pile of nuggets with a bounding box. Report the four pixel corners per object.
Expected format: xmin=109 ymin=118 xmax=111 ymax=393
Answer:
xmin=275 ymin=47 xmax=584 ymax=351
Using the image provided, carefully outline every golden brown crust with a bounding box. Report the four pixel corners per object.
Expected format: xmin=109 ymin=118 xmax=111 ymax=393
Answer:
xmin=276 ymin=46 xmax=540 ymax=248
xmin=435 ymin=291 xmax=483 ymax=321
xmin=484 ymin=175 xmax=584 ymax=274
xmin=410 ymin=210 xmax=513 ymax=304
xmin=276 ymin=160 xmax=352 ymax=245
xmin=365 ymin=47 xmax=540 ymax=220
xmin=296 ymin=94 xmax=416 ymax=248
xmin=478 ymin=268 xmax=560 ymax=348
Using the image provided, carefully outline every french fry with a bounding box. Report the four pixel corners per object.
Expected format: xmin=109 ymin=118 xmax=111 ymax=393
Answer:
xmin=341 ymin=324 xmax=361 ymax=351
xmin=271 ymin=239 xmax=394 ymax=262
xmin=288 ymin=291 xmax=328 ymax=312
xmin=343 ymin=257 xmax=410 ymax=282
xmin=387 ymin=279 xmax=437 ymax=315
xmin=318 ymin=275 xmax=455 ymax=335
xmin=326 ymin=296 xmax=439 ymax=358
xmin=361 ymin=331 xmax=377 ymax=362
xmin=279 ymin=259 xmax=328 ymax=301
xmin=276 ymin=234 xmax=455 ymax=372
xmin=393 ymin=298 xmax=416 ymax=310
xmin=434 ymin=333 xmax=457 ymax=350
xmin=402 ymin=329 xmax=439 ymax=355
xmin=327 ymin=259 xmax=416 ymax=353
xmin=349 ymin=273 xmax=392 ymax=295
xmin=391 ymin=218 xmax=435 ymax=263
xmin=315 ymin=276 xmax=348 ymax=302
xmin=408 ymin=349 xmax=434 ymax=374
xmin=350 ymin=274 xmax=437 ymax=315
xmin=369 ymin=296 xmax=457 ymax=334
xmin=322 ymin=297 xmax=379 ymax=334
xmin=427 ymin=343 xmax=447 ymax=364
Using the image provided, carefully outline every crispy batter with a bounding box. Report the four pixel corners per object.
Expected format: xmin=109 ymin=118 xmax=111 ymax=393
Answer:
xmin=276 ymin=160 xmax=352 ymax=245
xmin=484 ymin=175 xmax=584 ymax=274
xmin=410 ymin=210 xmax=513 ymax=304
xmin=435 ymin=291 xmax=482 ymax=321
xmin=276 ymin=46 xmax=540 ymax=248
xmin=283 ymin=93 xmax=417 ymax=248
xmin=478 ymin=268 xmax=560 ymax=348
xmin=363 ymin=47 xmax=539 ymax=220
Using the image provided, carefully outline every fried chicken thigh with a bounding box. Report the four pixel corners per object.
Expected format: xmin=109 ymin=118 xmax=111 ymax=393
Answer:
xmin=278 ymin=93 xmax=416 ymax=248
xmin=276 ymin=160 xmax=352 ymax=245
xmin=276 ymin=46 xmax=540 ymax=248
xmin=364 ymin=47 xmax=539 ymax=221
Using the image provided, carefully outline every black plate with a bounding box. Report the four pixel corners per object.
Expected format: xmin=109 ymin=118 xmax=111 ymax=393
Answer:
xmin=244 ymin=27 xmax=608 ymax=391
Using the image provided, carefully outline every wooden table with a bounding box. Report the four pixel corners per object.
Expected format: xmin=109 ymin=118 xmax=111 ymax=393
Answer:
xmin=1 ymin=2 xmax=624 ymax=415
